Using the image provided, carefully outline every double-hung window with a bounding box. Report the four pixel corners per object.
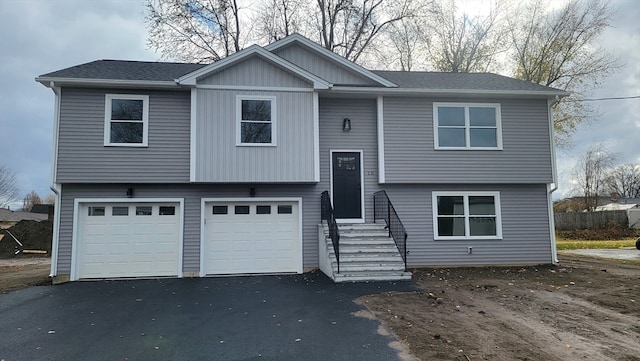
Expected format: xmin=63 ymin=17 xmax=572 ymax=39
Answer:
xmin=432 ymin=192 xmax=502 ymax=240
xmin=237 ymin=96 xmax=276 ymax=146
xmin=434 ymin=103 xmax=501 ymax=149
xmin=104 ymin=94 xmax=149 ymax=146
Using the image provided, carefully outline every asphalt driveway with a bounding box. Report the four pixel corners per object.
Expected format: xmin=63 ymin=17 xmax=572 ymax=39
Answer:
xmin=0 ymin=271 xmax=418 ymax=361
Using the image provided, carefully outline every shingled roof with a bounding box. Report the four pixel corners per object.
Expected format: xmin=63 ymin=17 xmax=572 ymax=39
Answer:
xmin=37 ymin=59 xmax=566 ymax=95
xmin=372 ymin=71 xmax=563 ymax=92
xmin=39 ymin=60 xmax=206 ymax=82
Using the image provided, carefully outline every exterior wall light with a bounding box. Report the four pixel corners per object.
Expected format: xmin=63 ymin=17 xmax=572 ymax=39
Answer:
xmin=126 ymin=188 xmax=134 ymax=198
xmin=343 ymin=118 xmax=351 ymax=132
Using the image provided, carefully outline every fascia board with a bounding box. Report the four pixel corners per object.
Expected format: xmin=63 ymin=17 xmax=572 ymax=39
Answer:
xmin=329 ymin=86 xmax=571 ymax=98
xmin=178 ymin=45 xmax=331 ymax=90
xmin=35 ymin=77 xmax=179 ymax=89
xmin=265 ymin=34 xmax=398 ymax=88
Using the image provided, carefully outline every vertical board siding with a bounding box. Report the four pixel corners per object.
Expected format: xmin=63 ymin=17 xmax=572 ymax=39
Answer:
xmin=383 ymin=97 xmax=553 ymax=183
xmin=384 ymin=184 xmax=553 ymax=265
xmin=198 ymin=56 xmax=312 ymax=88
xmin=318 ymin=97 xmax=381 ymax=221
xmin=273 ymin=45 xmax=377 ymax=85
xmin=195 ymin=89 xmax=315 ymax=182
xmin=57 ymin=88 xmax=191 ymax=183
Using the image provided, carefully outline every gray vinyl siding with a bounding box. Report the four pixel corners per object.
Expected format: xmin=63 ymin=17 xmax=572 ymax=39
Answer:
xmin=383 ymin=184 xmax=553 ymax=266
xmin=198 ymin=56 xmax=312 ymax=88
xmin=194 ymin=89 xmax=315 ymax=182
xmin=55 ymin=182 xmax=553 ymax=275
xmin=318 ymin=97 xmax=381 ymax=221
xmin=56 ymin=88 xmax=190 ymax=183
xmin=383 ymin=97 xmax=553 ymax=183
xmin=273 ymin=45 xmax=377 ymax=85
xmin=56 ymin=183 xmax=322 ymax=274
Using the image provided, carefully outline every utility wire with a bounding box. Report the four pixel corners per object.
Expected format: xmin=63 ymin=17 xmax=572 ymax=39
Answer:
xmin=564 ymin=95 xmax=640 ymax=102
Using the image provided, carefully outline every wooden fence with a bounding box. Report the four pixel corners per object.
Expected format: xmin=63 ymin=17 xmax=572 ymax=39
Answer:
xmin=554 ymin=210 xmax=628 ymax=230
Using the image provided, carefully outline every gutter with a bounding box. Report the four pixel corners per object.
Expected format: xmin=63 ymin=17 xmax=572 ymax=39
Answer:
xmin=48 ymin=81 xmax=62 ymax=278
xmin=329 ymin=86 xmax=570 ymax=98
xmin=547 ymin=96 xmax=561 ymax=264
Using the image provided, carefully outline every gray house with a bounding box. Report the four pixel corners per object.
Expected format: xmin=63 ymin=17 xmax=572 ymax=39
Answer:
xmin=36 ymin=34 xmax=568 ymax=283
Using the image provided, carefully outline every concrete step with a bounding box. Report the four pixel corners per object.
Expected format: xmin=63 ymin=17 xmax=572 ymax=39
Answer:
xmin=330 ymin=262 xmax=405 ymax=272
xmin=331 ymin=251 xmax=402 ymax=260
xmin=333 ymin=271 xmax=413 ymax=283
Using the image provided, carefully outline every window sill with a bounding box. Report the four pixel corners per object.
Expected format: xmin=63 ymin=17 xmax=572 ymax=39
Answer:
xmin=235 ymin=143 xmax=277 ymax=147
xmin=434 ymin=236 xmax=502 ymax=241
xmin=434 ymin=147 xmax=503 ymax=151
xmin=104 ymin=143 xmax=148 ymax=148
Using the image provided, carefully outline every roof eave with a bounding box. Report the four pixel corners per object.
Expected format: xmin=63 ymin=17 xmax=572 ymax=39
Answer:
xmin=328 ymin=86 xmax=571 ymax=98
xmin=35 ymin=77 xmax=180 ymax=89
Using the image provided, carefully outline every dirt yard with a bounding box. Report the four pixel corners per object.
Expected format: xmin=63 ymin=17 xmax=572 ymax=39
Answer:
xmin=358 ymin=255 xmax=640 ymax=361
xmin=0 ymin=258 xmax=50 ymax=294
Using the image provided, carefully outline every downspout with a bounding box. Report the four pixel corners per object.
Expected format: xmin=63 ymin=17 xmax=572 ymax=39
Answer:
xmin=48 ymin=81 xmax=62 ymax=278
xmin=547 ymin=96 xmax=560 ymax=264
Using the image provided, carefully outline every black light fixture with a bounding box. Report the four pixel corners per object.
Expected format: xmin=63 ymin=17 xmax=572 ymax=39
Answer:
xmin=126 ymin=188 xmax=134 ymax=198
xmin=342 ymin=117 xmax=351 ymax=132
xmin=249 ymin=187 xmax=256 ymax=197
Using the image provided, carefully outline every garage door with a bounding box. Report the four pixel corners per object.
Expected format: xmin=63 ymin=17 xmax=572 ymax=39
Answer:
xmin=203 ymin=200 xmax=301 ymax=275
xmin=76 ymin=202 xmax=181 ymax=279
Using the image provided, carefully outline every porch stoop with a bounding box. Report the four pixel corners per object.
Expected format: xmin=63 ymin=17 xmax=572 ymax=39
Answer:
xmin=318 ymin=222 xmax=412 ymax=283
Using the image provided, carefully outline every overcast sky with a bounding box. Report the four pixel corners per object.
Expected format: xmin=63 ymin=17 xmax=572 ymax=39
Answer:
xmin=0 ymin=0 xmax=638 ymax=210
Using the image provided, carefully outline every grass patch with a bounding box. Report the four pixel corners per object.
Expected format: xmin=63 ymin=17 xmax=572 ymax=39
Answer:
xmin=556 ymin=238 xmax=636 ymax=250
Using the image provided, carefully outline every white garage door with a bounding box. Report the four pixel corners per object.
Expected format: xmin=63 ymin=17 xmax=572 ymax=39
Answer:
xmin=203 ymin=200 xmax=301 ymax=275
xmin=76 ymin=202 xmax=181 ymax=279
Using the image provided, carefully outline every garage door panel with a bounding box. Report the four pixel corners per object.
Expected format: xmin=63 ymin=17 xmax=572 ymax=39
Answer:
xmin=204 ymin=201 xmax=300 ymax=275
xmin=77 ymin=202 xmax=181 ymax=279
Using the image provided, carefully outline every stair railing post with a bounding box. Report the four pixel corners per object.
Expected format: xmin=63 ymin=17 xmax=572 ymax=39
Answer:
xmin=387 ymin=200 xmax=391 ymax=238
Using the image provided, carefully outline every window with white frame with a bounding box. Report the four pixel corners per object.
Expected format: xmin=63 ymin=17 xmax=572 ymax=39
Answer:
xmin=432 ymin=192 xmax=502 ymax=239
xmin=104 ymin=94 xmax=149 ymax=146
xmin=434 ymin=103 xmax=501 ymax=149
xmin=237 ymin=96 xmax=276 ymax=145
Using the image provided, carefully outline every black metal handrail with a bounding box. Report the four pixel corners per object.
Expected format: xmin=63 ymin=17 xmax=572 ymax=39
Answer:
xmin=320 ymin=191 xmax=340 ymax=273
xmin=373 ymin=190 xmax=408 ymax=271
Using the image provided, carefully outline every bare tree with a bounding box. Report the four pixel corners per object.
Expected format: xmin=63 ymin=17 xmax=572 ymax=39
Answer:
xmin=605 ymin=163 xmax=640 ymax=199
xmin=0 ymin=165 xmax=20 ymax=208
xmin=43 ymin=193 xmax=56 ymax=205
xmin=21 ymin=190 xmax=42 ymax=212
xmin=385 ymin=17 xmax=425 ymax=71
xmin=311 ymin=0 xmax=419 ymax=62
xmin=425 ymin=0 xmax=508 ymax=73
xmin=146 ymin=0 xmax=243 ymax=63
xmin=255 ymin=0 xmax=302 ymax=42
xmin=572 ymin=143 xmax=617 ymax=212
xmin=508 ymin=0 xmax=620 ymax=147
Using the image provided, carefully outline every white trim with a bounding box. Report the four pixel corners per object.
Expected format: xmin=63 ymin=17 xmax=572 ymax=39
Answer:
xmin=235 ymin=95 xmax=277 ymax=146
xmin=71 ymin=198 xmax=185 ymax=281
xmin=196 ymin=84 xmax=314 ymax=92
xmin=190 ymin=88 xmax=197 ymax=181
xmin=48 ymin=82 xmax=61 ymax=277
xmin=376 ymin=96 xmax=385 ymax=184
xmin=330 ymin=86 xmax=570 ymax=97
xmin=264 ymin=34 xmax=398 ymax=88
xmin=103 ymin=94 xmax=149 ymax=147
xmin=313 ymin=92 xmax=320 ymax=182
xmin=199 ymin=197 xmax=304 ymax=277
xmin=547 ymin=98 xmax=559 ymax=264
xmin=178 ymin=45 xmax=331 ymax=89
xmin=36 ymin=77 xmax=178 ymax=89
xmin=433 ymin=102 xmax=503 ymax=150
xmin=432 ymin=191 xmax=503 ymax=240
xmin=329 ymin=150 xmax=366 ymax=223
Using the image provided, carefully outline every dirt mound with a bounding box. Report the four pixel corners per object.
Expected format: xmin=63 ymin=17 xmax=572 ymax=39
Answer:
xmin=0 ymin=220 xmax=53 ymax=258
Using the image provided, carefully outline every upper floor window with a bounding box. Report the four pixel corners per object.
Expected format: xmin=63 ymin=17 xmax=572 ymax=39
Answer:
xmin=433 ymin=103 xmax=502 ymax=150
xmin=104 ymin=94 xmax=149 ymax=146
xmin=432 ymin=191 xmax=502 ymax=240
xmin=237 ymin=96 xmax=276 ymax=146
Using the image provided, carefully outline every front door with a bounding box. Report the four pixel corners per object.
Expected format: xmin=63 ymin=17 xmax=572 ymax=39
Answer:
xmin=332 ymin=151 xmax=362 ymax=220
